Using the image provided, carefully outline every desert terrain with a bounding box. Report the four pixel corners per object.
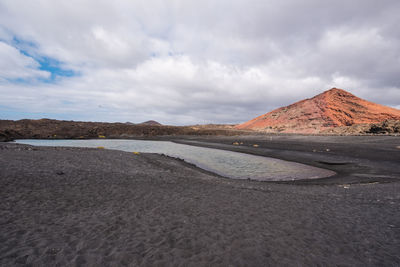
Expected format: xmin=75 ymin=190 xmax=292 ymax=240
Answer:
xmin=1 ymin=88 xmax=400 ymax=266
xmin=1 ymin=134 xmax=399 ymax=266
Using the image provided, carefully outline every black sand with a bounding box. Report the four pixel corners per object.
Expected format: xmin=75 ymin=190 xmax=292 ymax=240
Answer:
xmin=1 ymin=136 xmax=399 ymax=266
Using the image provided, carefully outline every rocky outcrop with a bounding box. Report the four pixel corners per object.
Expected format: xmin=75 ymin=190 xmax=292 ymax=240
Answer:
xmin=0 ymin=130 xmax=15 ymax=142
xmin=236 ymin=88 xmax=400 ymax=134
xmin=323 ymin=120 xmax=400 ymax=135
xmin=367 ymin=120 xmax=400 ymax=134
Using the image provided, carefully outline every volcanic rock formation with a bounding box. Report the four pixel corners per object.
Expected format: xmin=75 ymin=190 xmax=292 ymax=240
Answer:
xmin=236 ymin=88 xmax=400 ymax=134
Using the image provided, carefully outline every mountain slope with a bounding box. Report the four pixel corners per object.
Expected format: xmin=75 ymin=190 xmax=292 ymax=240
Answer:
xmin=236 ymin=88 xmax=400 ymax=133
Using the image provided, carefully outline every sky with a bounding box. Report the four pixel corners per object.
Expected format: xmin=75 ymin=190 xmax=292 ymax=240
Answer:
xmin=0 ymin=0 xmax=399 ymax=125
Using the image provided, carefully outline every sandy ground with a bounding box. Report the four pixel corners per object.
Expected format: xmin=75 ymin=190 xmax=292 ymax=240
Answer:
xmin=0 ymin=136 xmax=400 ymax=266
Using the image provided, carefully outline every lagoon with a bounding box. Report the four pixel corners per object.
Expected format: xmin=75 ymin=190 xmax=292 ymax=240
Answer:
xmin=16 ymin=139 xmax=335 ymax=181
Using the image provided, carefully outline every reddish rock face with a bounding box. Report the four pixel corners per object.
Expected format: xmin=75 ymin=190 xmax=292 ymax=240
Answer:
xmin=236 ymin=88 xmax=400 ymax=134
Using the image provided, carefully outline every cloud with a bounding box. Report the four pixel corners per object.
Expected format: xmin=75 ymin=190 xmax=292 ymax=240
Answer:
xmin=0 ymin=41 xmax=50 ymax=81
xmin=0 ymin=0 xmax=399 ymax=124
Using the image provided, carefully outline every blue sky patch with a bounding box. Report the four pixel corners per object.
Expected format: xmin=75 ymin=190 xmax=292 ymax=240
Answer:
xmin=37 ymin=56 xmax=76 ymax=82
xmin=10 ymin=36 xmax=78 ymax=83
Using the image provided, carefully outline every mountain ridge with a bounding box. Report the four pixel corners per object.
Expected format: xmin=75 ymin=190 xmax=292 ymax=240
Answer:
xmin=236 ymin=88 xmax=400 ymax=133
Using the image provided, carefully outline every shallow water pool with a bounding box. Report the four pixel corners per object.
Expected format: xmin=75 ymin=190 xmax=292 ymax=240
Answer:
xmin=16 ymin=139 xmax=335 ymax=181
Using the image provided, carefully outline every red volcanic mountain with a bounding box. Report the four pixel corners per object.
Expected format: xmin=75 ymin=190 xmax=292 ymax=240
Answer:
xmin=236 ymin=88 xmax=400 ymax=134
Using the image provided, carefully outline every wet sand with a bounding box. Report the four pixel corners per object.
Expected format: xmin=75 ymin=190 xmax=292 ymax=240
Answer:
xmin=1 ymin=136 xmax=399 ymax=266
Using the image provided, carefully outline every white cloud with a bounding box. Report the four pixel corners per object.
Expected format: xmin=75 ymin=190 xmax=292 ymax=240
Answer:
xmin=0 ymin=41 xmax=50 ymax=81
xmin=0 ymin=0 xmax=399 ymax=124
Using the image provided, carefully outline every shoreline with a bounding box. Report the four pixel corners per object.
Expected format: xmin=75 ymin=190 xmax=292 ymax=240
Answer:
xmin=13 ymin=134 xmax=398 ymax=184
xmin=13 ymin=138 xmax=338 ymax=182
xmin=169 ymin=135 xmax=400 ymax=185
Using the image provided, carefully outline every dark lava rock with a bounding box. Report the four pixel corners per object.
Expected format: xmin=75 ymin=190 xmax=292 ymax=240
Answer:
xmin=0 ymin=130 xmax=15 ymax=142
xmin=366 ymin=120 xmax=400 ymax=134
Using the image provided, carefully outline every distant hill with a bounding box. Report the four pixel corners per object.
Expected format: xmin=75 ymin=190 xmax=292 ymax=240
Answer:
xmin=236 ymin=88 xmax=400 ymax=134
xmin=139 ymin=120 xmax=162 ymax=126
xmin=0 ymin=119 xmax=247 ymax=141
